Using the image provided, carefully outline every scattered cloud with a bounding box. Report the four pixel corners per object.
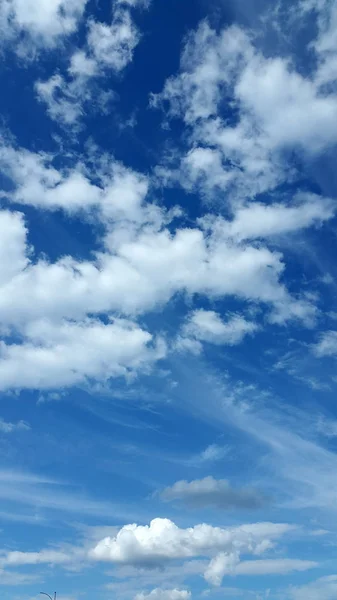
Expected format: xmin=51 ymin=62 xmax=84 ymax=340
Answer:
xmin=154 ymin=20 xmax=337 ymax=201
xmin=181 ymin=310 xmax=258 ymax=348
xmin=161 ymin=477 xmax=267 ymax=510
xmin=135 ymin=590 xmax=191 ymax=600
xmin=312 ymin=331 xmax=337 ymax=357
xmin=0 ymin=418 xmax=30 ymax=433
xmin=290 ymin=575 xmax=337 ymax=600
xmin=0 ymin=0 xmax=88 ymax=53
xmin=36 ymin=4 xmax=141 ymax=126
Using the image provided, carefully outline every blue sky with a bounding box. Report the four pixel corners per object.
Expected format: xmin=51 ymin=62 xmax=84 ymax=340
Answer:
xmin=1 ymin=0 xmax=337 ymax=599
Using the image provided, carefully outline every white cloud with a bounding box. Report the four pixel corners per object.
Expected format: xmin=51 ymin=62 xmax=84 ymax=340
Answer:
xmin=161 ymin=477 xmax=266 ymax=509
xmin=118 ymin=0 xmax=150 ymax=6
xmin=0 ymin=209 xmax=29 ymax=286
xmin=0 ymin=418 xmax=30 ymax=433
xmin=0 ymin=318 xmax=165 ymax=391
xmin=1 ymin=548 xmax=75 ymax=567
xmin=0 ymin=137 xmax=328 ymax=392
xmin=182 ymin=310 xmax=257 ymax=347
xmin=0 ymin=143 xmax=149 ymax=216
xmin=90 ymin=516 xmax=294 ymax=568
xmin=154 ymin=21 xmax=337 ymax=200
xmin=216 ymin=194 xmax=335 ymax=241
xmin=135 ymin=590 xmax=191 ymax=600
xmin=0 ymin=147 xmax=317 ymax=332
xmin=235 ymin=558 xmax=317 ymax=576
xmin=204 ymin=552 xmax=240 ymax=586
xmin=36 ymin=4 xmax=140 ymax=125
xmin=203 ymin=555 xmax=316 ymax=585
xmin=87 ymin=7 xmax=139 ymax=72
xmin=35 ymin=74 xmax=86 ymax=125
xmin=291 ymin=575 xmax=337 ymax=600
xmin=198 ymin=444 xmax=228 ymax=463
xmin=316 ymin=416 xmax=337 ymax=437
xmin=312 ymin=331 xmax=337 ymax=356
xmin=0 ymin=213 xmax=314 ymax=330
xmin=0 ymin=0 xmax=87 ymax=50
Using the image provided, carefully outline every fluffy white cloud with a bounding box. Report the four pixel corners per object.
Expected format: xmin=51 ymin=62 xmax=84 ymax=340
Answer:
xmin=182 ymin=310 xmax=257 ymax=347
xmin=0 ymin=0 xmax=87 ymax=50
xmin=87 ymin=7 xmax=139 ymax=72
xmin=36 ymin=4 xmax=140 ymax=125
xmin=35 ymin=74 xmax=87 ymax=125
xmin=154 ymin=21 xmax=337 ymax=200
xmin=0 ymin=318 xmax=165 ymax=390
xmin=213 ymin=194 xmax=335 ymax=241
xmin=0 ymin=143 xmax=149 ymax=216
xmin=90 ymin=517 xmax=293 ymax=567
xmin=0 ymin=213 xmax=315 ymax=330
xmin=204 ymin=552 xmax=240 ymax=585
xmin=312 ymin=331 xmax=337 ymax=356
xmin=135 ymin=590 xmax=190 ymax=600
xmin=161 ymin=477 xmax=266 ymax=509
xmin=0 ymin=548 xmax=74 ymax=567
xmin=0 ymin=145 xmax=317 ymax=333
xmin=0 ymin=137 xmax=327 ymax=392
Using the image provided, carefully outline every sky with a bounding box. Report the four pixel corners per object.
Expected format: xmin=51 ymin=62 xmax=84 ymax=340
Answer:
xmin=2 ymin=0 xmax=337 ymax=598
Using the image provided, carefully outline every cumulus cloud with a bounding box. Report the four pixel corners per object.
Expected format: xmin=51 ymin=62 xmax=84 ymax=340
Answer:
xmin=90 ymin=517 xmax=293 ymax=568
xmin=0 ymin=132 xmax=326 ymax=392
xmin=0 ymin=0 xmax=88 ymax=51
xmin=204 ymin=552 xmax=240 ymax=585
xmin=181 ymin=310 xmax=258 ymax=347
xmin=87 ymin=7 xmax=139 ymax=72
xmin=0 ymin=148 xmax=318 ymax=329
xmin=161 ymin=477 xmax=266 ymax=510
xmin=215 ymin=194 xmax=336 ymax=241
xmin=0 ymin=318 xmax=165 ymax=391
xmin=36 ymin=5 xmax=140 ymax=125
xmin=153 ymin=20 xmax=337 ymax=200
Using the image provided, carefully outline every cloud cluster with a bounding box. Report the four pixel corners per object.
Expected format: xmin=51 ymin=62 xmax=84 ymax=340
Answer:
xmin=90 ymin=516 xmax=294 ymax=585
xmin=0 ymin=133 xmax=331 ymax=390
xmin=36 ymin=3 xmax=141 ymax=125
xmin=0 ymin=318 xmax=165 ymax=390
xmin=154 ymin=20 xmax=337 ymax=200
